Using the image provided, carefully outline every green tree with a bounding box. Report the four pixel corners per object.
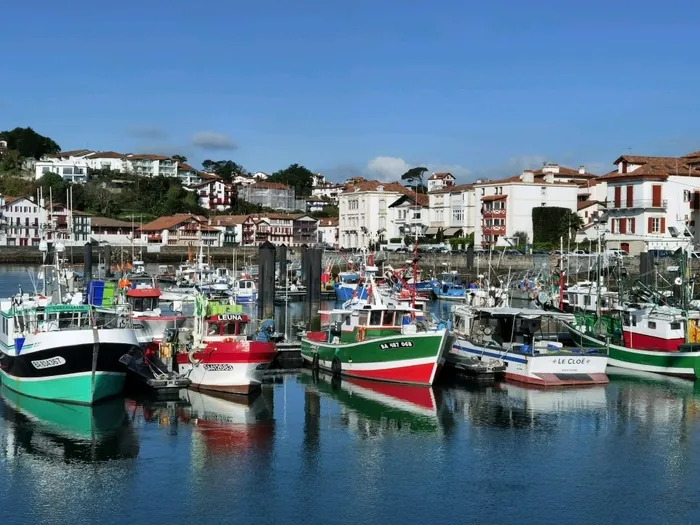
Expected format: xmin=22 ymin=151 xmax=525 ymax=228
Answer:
xmin=310 ymin=205 xmax=339 ymax=218
xmin=566 ymin=211 xmax=584 ymax=241
xmin=0 ymin=149 xmax=23 ymax=172
xmin=0 ymin=127 xmax=60 ymax=159
xmin=513 ymin=230 xmax=529 ymax=247
xmin=172 ymin=154 xmax=188 ymax=163
xmin=401 ymin=167 xmax=428 ymax=193
xmin=201 ymin=160 xmax=246 ymax=181
xmin=268 ymin=163 xmax=315 ymax=197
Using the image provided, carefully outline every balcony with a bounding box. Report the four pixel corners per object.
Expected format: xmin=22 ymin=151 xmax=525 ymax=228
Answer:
xmin=482 ymin=208 xmax=506 ymax=219
xmin=483 ymin=225 xmax=506 ymax=235
xmin=613 ymin=199 xmax=667 ymax=210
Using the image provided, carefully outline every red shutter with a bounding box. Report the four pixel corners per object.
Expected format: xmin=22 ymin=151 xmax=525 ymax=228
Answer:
xmin=652 ymin=185 xmax=662 ymax=208
xmin=626 ymin=186 xmax=633 ymax=207
xmin=630 ymin=218 xmax=635 ymax=233
xmin=614 ymin=187 xmax=621 ymax=208
xmin=693 ymin=191 xmax=700 ymax=210
xmin=660 ymin=217 xmax=666 ymax=233
xmin=648 ymin=217 xmax=653 ymax=233
xmin=619 ymin=218 xmax=627 ymax=234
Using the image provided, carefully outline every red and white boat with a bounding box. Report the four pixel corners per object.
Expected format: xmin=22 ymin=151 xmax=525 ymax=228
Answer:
xmin=176 ymin=303 xmax=277 ymax=395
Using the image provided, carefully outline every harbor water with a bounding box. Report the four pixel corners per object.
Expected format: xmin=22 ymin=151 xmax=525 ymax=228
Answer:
xmin=2 ymin=267 xmax=700 ymax=524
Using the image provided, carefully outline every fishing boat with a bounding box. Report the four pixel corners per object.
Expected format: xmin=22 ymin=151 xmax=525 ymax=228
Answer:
xmin=334 ymin=271 xmax=368 ymax=302
xmin=231 ymin=278 xmax=257 ymax=304
xmin=175 ymin=297 xmax=278 ymax=394
xmin=449 ymin=306 xmax=609 ymax=386
xmin=431 ymin=271 xmax=467 ymax=301
xmin=566 ymin=305 xmax=700 ymax=378
xmin=301 ymin=282 xmax=450 ymax=386
xmin=0 ymin=246 xmax=140 ymax=405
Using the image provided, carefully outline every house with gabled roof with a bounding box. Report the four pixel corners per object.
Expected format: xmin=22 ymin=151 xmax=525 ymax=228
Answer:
xmin=138 ymin=214 xmax=221 ymax=247
xmin=427 ymin=172 xmax=456 ymax=192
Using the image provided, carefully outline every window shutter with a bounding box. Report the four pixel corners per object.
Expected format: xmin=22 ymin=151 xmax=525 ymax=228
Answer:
xmin=694 ymin=191 xmax=700 ymax=210
xmin=626 ymin=186 xmax=633 ymax=207
xmin=648 ymin=217 xmax=653 ymax=233
xmin=619 ymin=219 xmax=627 ymax=234
xmin=660 ymin=217 xmax=666 ymax=233
xmin=631 ymin=218 xmax=635 ymax=233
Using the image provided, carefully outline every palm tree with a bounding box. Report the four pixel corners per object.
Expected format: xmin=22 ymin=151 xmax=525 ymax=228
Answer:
xmin=566 ymin=211 xmax=585 ymax=242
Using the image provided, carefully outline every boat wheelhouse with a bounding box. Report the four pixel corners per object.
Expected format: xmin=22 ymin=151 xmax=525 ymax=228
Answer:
xmin=231 ymin=279 xmax=257 ymax=304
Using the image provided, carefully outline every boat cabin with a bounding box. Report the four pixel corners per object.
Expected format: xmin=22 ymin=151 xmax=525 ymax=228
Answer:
xmin=315 ymin=304 xmax=421 ymax=344
xmin=337 ymin=272 xmax=359 ymax=285
xmin=562 ymin=282 xmax=617 ymax=313
xmin=618 ymin=305 xmax=696 ymax=352
xmin=205 ymin=312 xmax=250 ymax=339
xmin=157 ymin=265 xmax=175 ymax=277
xmin=132 ymin=261 xmax=147 ymax=275
xmin=126 ymin=287 xmax=161 ymax=313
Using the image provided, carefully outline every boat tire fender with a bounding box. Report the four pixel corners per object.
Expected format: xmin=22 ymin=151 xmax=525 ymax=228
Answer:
xmin=331 ymin=357 xmax=341 ymax=377
xmin=312 ymin=353 xmax=319 ymax=371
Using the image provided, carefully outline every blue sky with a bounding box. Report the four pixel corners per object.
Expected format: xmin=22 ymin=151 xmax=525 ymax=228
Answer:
xmin=1 ymin=0 xmax=699 ymax=182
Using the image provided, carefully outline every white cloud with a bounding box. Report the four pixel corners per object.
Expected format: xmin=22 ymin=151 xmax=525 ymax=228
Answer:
xmin=364 ymin=156 xmax=471 ymax=182
xmin=191 ymin=132 xmax=237 ymax=151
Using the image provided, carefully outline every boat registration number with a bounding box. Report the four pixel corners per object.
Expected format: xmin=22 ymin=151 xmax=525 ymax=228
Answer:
xmin=31 ymin=356 xmax=66 ymax=369
xmin=203 ymin=364 xmax=235 ymax=372
xmin=379 ymin=341 xmax=414 ymax=350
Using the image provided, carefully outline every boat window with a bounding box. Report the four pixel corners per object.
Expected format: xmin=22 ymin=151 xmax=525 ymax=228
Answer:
xmin=132 ymin=298 xmax=143 ymax=311
xmin=358 ymin=311 xmax=369 ymax=325
xmin=670 ymin=322 xmax=681 ymax=330
xmin=345 ymin=315 xmax=351 ymax=326
xmin=394 ymin=313 xmax=403 ymax=326
xmin=584 ymin=296 xmax=590 ymax=306
xmin=648 ymin=321 xmax=656 ymax=329
xmin=224 ymin=322 xmax=238 ymax=335
xmin=370 ymin=310 xmax=383 ymax=325
xmin=208 ymin=323 xmax=219 ymax=336
xmin=382 ymin=311 xmax=394 ymax=326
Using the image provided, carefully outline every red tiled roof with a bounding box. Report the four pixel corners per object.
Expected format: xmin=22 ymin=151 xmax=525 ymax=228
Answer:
xmin=199 ymin=172 xmax=220 ymax=180
xmin=86 ymin=151 xmax=124 ymax=159
xmin=47 ymin=149 xmax=93 ymax=158
xmin=178 ymin=163 xmax=196 ymax=171
xmin=128 ymin=153 xmax=170 ymax=160
xmin=139 ymin=214 xmax=202 ymax=232
xmin=4 ymin=196 xmax=21 ymax=205
xmin=602 ymin=160 xmax=700 ymax=182
xmin=428 ymin=172 xmax=454 ymax=180
xmin=211 ymin=215 xmax=250 ymax=226
xmin=577 ymin=200 xmax=599 ymax=211
xmin=482 ymin=195 xmax=507 ymax=202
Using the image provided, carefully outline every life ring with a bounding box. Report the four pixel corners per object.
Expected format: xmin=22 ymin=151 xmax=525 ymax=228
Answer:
xmin=356 ymin=326 xmax=367 ymax=342
xmin=188 ymin=348 xmax=202 ymax=366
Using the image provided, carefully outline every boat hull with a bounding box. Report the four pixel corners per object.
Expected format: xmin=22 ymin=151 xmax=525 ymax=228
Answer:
xmin=0 ymin=329 xmax=138 ymax=404
xmin=176 ymin=341 xmax=277 ymax=395
xmin=450 ymin=338 xmax=609 ymax=386
xmin=567 ymin=323 xmax=700 ymax=378
xmin=233 ymin=293 xmax=257 ymax=304
xmin=300 ymin=331 xmax=448 ymax=386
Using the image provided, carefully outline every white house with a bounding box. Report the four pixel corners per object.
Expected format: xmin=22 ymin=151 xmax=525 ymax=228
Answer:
xmin=177 ymin=163 xmax=200 ymax=185
xmin=1 ymin=196 xmax=46 ymax=246
xmin=311 ymin=183 xmax=345 ymax=203
xmin=427 ymin=183 xmax=476 ymax=238
xmin=388 ymin=193 xmax=429 ymax=240
xmin=186 ymin=179 xmax=234 ymax=212
xmin=338 ymin=180 xmax=407 ymax=249
xmin=126 ymin=154 xmax=177 ymax=178
xmin=427 ymin=172 xmax=456 ymax=192
xmin=252 ymin=172 xmax=269 ymax=181
xmin=139 ymin=214 xmax=221 ymax=247
xmin=317 ymin=217 xmax=339 ymax=247
xmin=233 ymin=175 xmax=257 ymax=187
xmin=210 ymin=215 xmax=249 ymax=246
xmin=35 ymin=150 xmax=93 ymax=182
xmin=587 ymin=155 xmax=700 ymax=254
xmin=474 ymin=170 xmax=579 ymax=248
xmin=91 ymin=217 xmax=145 ymax=246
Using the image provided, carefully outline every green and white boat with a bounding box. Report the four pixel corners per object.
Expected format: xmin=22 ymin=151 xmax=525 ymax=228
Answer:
xmin=300 ymin=288 xmax=451 ymax=386
xmin=0 ymin=245 xmax=140 ymax=405
xmin=566 ymin=306 xmax=700 ymax=379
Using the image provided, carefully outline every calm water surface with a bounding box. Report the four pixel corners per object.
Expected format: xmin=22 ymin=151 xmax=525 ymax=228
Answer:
xmin=1 ymin=267 xmax=700 ymax=524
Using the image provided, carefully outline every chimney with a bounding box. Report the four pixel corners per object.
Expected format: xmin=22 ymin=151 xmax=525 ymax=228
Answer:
xmin=579 ymin=165 xmax=585 ymax=175
xmin=521 ymin=170 xmax=535 ymax=183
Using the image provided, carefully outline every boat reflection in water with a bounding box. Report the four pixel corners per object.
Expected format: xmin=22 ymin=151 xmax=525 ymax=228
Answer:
xmin=178 ymin=389 xmax=274 ymax=457
xmin=298 ymin=369 xmax=441 ymax=437
xmin=443 ymin=380 xmax=608 ymax=430
xmin=0 ymin=385 xmax=139 ymax=462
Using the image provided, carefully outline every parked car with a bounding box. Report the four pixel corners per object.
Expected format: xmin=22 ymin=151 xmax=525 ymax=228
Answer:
xmin=503 ymin=249 xmax=524 ymax=256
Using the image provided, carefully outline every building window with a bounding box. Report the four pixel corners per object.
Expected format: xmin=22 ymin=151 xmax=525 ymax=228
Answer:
xmin=650 ymin=217 xmax=660 ymax=233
